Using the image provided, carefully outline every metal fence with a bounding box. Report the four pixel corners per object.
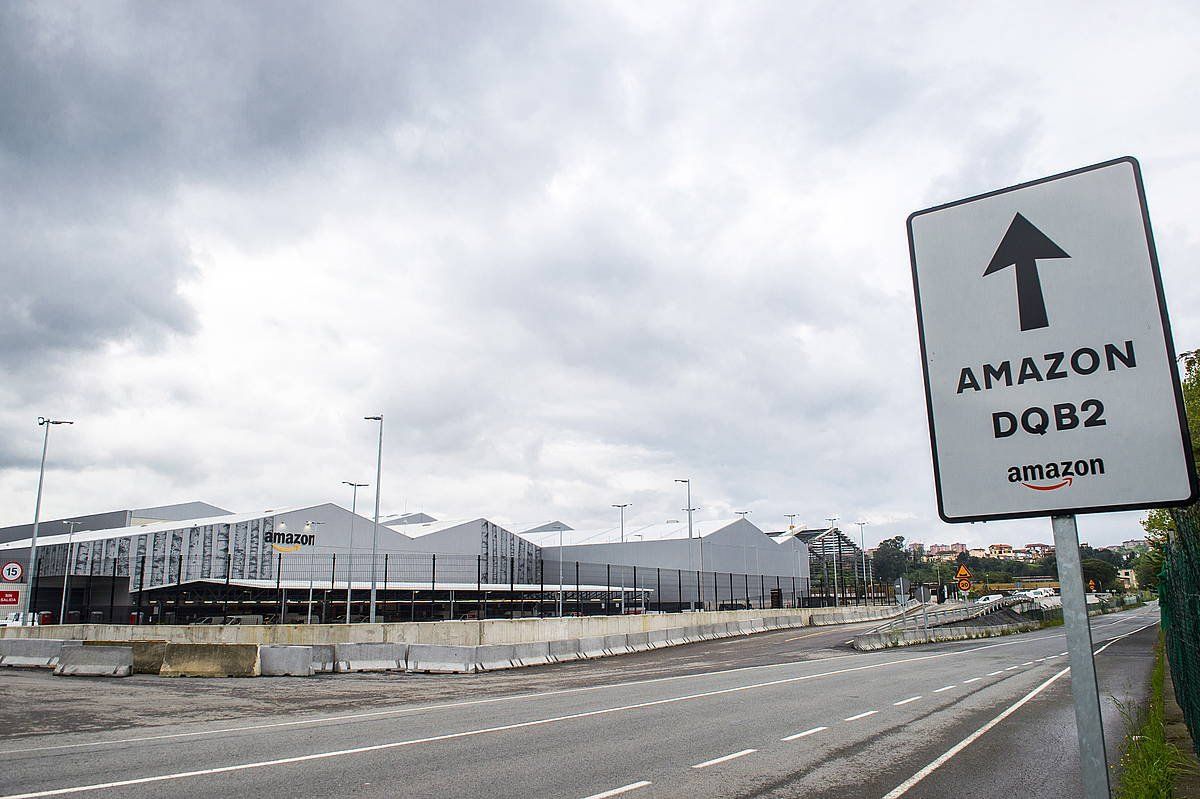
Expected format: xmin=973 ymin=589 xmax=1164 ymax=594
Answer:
xmin=1165 ymin=502 xmax=1200 ymax=757
xmin=33 ymin=548 xmax=900 ymax=624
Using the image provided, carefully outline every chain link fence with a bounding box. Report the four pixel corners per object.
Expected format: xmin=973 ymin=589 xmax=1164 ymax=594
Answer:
xmin=1164 ymin=502 xmax=1200 ymax=757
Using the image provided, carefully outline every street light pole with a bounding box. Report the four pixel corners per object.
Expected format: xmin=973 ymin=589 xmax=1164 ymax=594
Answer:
xmin=735 ymin=510 xmax=750 ymax=519
xmin=612 ymin=504 xmax=630 ymax=543
xmin=342 ymin=481 xmax=368 ymax=624
xmin=826 ymin=516 xmax=838 ymax=606
xmin=556 ymin=523 xmax=564 ymax=617
xmin=363 ymin=415 xmax=384 ymax=623
xmin=855 ymin=521 xmax=869 ymax=606
xmin=675 ymin=479 xmax=695 ymax=609
xmin=59 ymin=520 xmax=79 ymax=624
xmin=25 ymin=417 xmax=73 ymax=625
xmin=784 ymin=513 xmax=797 ymax=529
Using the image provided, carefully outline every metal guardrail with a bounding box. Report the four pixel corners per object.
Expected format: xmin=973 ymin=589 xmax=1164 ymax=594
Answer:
xmin=870 ymin=595 xmax=1036 ymax=633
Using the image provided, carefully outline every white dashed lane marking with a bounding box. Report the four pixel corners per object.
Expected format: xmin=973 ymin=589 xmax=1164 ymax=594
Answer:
xmin=932 ymin=686 xmax=955 ymax=693
xmin=781 ymin=726 xmax=827 ymax=741
xmin=692 ymin=749 xmax=756 ymax=769
xmin=962 ymin=678 xmax=981 ymax=684
xmin=581 ymin=781 xmax=652 ymax=799
xmin=844 ymin=710 xmax=879 ymax=722
xmin=893 ymin=696 xmax=922 ymax=706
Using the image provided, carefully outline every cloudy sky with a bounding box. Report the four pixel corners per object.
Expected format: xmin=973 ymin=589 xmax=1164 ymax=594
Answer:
xmin=2 ymin=1 xmax=1198 ymax=550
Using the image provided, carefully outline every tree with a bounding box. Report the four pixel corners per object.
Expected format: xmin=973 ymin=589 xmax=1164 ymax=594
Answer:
xmin=1080 ymin=558 xmax=1119 ymax=591
xmin=872 ymin=536 xmax=908 ymax=582
xmin=1133 ymin=550 xmax=1161 ymax=592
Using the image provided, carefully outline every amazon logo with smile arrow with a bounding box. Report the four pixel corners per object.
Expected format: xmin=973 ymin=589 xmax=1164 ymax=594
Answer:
xmin=1007 ymin=457 xmax=1105 ymax=491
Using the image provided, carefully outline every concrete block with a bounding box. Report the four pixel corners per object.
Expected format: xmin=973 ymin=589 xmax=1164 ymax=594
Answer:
xmin=54 ymin=645 xmax=132 ymax=678
xmin=160 ymin=643 xmax=260 ymax=677
xmin=664 ymin=627 xmax=691 ymax=646
xmin=602 ymin=633 xmax=632 ymax=654
xmin=0 ymin=639 xmax=80 ymax=669
xmin=510 ymin=642 xmax=552 ymax=668
xmin=406 ymin=644 xmax=475 ymax=673
xmin=474 ymin=644 xmax=518 ymax=671
xmin=311 ymin=644 xmax=336 ymax=673
xmin=260 ymin=645 xmax=314 ymax=677
xmin=733 ymin=621 xmax=754 ymax=635
xmin=647 ymin=629 xmax=670 ymax=649
xmin=625 ymin=632 xmax=652 ymax=652
xmin=85 ymin=640 xmax=166 ymax=674
xmin=747 ymin=618 xmax=767 ymax=633
xmin=548 ymin=638 xmax=582 ymax=662
xmin=578 ymin=636 xmax=612 ymax=659
xmin=333 ymin=643 xmax=406 ymax=673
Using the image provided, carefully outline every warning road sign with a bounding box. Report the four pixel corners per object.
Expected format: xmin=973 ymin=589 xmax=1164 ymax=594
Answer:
xmin=954 ymin=564 xmax=973 ymax=580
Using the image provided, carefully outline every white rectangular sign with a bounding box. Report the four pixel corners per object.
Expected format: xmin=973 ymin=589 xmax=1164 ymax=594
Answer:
xmin=908 ymin=156 xmax=1197 ymax=523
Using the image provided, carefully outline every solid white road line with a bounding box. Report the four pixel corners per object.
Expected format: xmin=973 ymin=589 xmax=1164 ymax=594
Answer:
xmin=962 ymin=678 xmax=981 ymax=684
xmin=893 ymin=697 xmax=922 ymax=706
xmin=581 ymin=781 xmax=652 ymax=798
xmin=781 ymin=726 xmax=828 ymax=741
xmin=692 ymin=749 xmax=756 ymax=769
xmin=843 ymin=710 xmax=878 ymax=722
xmin=0 ymin=627 xmax=1105 ymax=758
xmin=932 ymin=686 xmax=955 ymax=693
xmin=882 ymin=620 xmax=1158 ymax=798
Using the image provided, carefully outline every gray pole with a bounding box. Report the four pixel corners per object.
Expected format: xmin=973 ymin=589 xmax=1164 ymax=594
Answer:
xmin=58 ymin=520 xmax=79 ymax=623
xmin=342 ymin=481 xmax=368 ymax=624
xmin=676 ymin=479 xmax=694 ymax=609
xmin=856 ymin=521 xmax=869 ymax=606
xmin=25 ymin=417 xmax=72 ymax=625
xmin=557 ymin=524 xmax=564 ymax=617
xmin=826 ymin=517 xmax=838 ymax=605
xmin=1052 ymin=514 xmax=1111 ymax=799
xmin=612 ymin=504 xmax=630 ymax=542
xmin=364 ymin=415 xmax=384 ymax=623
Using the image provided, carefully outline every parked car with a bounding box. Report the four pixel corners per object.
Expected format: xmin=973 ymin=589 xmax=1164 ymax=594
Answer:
xmin=975 ymin=594 xmax=1004 ymax=604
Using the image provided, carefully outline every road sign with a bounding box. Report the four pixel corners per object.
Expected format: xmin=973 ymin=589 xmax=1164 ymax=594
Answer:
xmin=1 ymin=562 xmax=22 ymax=582
xmin=956 ymin=578 xmax=972 ymax=592
xmin=0 ymin=590 xmax=19 ymax=606
xmin=908 ymin=156 xmax=1197 ymax=523
xmin=954 ymin=564 xmax=972 ymax=580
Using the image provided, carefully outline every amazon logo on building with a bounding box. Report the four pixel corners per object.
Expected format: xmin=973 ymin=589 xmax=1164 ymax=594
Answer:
xmin=264 ymin=530 xmax=317 ymax=553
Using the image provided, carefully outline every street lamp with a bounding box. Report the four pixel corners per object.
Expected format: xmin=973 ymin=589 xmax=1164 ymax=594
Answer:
xmin=855 ymin=521 xmax=869 ymax=606
xmin=59 ymin=520 xmax=80 ymax=624
xmin=342 ymin=481 xmax=368 ymax=624
xmin=363 ymin=415 xmax=384 ymax=623
xmin=675 ymin=479 xmax=696 ymax=609
xmin=25 ymin=417 xmax=73 ymax=625
xmin=784 ymin=513 xmax=797 ymax=530
xmin=735 ymin=510 xmax=750 ymax=519
xmin=612 ymin=503 xmax=631 ymax=543
xmin=556 ymin=522 xmax=565 ymax=617
xmin=826 ymin=516 xmax=839 ymax=606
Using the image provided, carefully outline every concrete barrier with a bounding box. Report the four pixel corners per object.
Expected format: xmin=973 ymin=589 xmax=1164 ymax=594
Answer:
xmin=664 ymin=627 xmax=692 ymax=646
xmin=578 ymin=636 xmax=612 ymax=659
xmin=260 ymin=646 xmax=315 ymax=677
xmin=625 ymin=632 xmax=651 ymax=653
xmin=852 ymin=621 xmax=1040 ymax=651
xmin=647 ymin=629 xmax=670 ymax=649
xmin=602 ymin=634 xmax=632 ymax=655
xmin=474 ymin=645 xmax=517 ymax=671
xmin=510 ymin=642 xmax=552 ymax=668
xmin=548 ymin=638 xmax=583 ymax=662
xmin=54 ymin=645 xmax=132 ymax=677
xmin=333 ymin=643 xmax=406 ymax=673
xmin=0 ymin=639 xmax=81 ymax=669
xmin=311 ymin=644 xmax=336 ymax=673
xmin=85 ymin=640 xmax=166 ymax=674
xmin=406 ymin=644 xmax=476 ymax=673
xmin=160 ymin=643 xmax=260 ymax=677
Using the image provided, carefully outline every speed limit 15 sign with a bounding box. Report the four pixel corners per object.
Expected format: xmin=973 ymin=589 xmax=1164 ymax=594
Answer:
xmin=2 ymin=562 xmax=24 ymax=582
xmin=907 ymin=157 xmax=1197 ymax=523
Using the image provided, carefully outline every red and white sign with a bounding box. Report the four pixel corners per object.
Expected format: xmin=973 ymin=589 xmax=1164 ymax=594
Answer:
xmin=1 ymin=562 xmax=23 ymax=582
xmin=0 ymin=590 xmax=20 ymax=606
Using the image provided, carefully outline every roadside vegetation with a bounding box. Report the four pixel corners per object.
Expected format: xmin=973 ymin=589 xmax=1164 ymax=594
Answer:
xmin=1114 ymin=635 xmax=1187 ymax=798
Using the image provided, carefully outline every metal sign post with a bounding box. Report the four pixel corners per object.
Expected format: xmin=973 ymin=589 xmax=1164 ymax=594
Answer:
xmin=907 ymin=156 xmax=1198 ymax=799
xmin=1052 ymin=514 xmax=1110 ymax=798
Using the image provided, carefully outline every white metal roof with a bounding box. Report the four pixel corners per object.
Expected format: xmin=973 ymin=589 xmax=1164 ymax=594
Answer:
xmin=394 ymin=518 xmax=490 ymax=538
xmin=0 ymin=506 xmax=311 ymax=552
xmin=518 ymin=518 xmax=747 ymax=548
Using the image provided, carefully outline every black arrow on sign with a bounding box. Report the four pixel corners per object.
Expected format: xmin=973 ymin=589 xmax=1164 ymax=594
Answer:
xmin=983 ymin=212 xmax=1070 ymax=331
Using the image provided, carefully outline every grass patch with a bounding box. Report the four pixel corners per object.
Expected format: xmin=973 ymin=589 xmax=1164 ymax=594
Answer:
xmin=1115 ymin=633 xmax=1185 ymax=798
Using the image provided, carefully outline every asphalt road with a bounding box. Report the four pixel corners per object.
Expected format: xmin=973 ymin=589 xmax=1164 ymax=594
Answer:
xmin=0 ymin=606 xmax=1159 ymax=799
